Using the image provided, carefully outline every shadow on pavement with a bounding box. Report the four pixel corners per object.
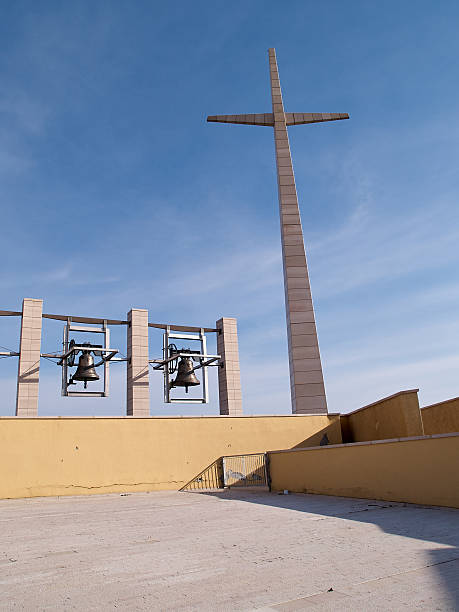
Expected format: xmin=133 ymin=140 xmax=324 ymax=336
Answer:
xmin=187 ymin=487 xmax=459 ymax=607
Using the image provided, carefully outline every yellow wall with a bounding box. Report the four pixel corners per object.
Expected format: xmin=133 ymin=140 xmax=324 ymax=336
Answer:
xmin=340 ymin=390 xmax=423 ymax=443
xmin=422 ymin=398 xmax=459 ymax=435
xmin=269 ymin=434 xmax=459 ymax=508
xmin=0 ymin=414 xmax=341 ymax=499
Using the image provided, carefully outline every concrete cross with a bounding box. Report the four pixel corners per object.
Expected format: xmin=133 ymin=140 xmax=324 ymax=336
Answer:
xmin=207 ymin=48 xmax=349 ymax=415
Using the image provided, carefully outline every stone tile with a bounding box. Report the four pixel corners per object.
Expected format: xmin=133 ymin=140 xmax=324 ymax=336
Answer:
xmin=278 ymin=167 xmax=294 ymax=177
xmin=285 ymin=276 xmax=310 ymax=289
xmin=294 ymin=382 xmax=326 ymax=397
xmin=292 ymin=370 xmax=324 ymax=385
xmin=288 ymin=301 xmax=312 ymax=313
xmin=294 ymin=394 xmax=327 ymax=413
xmin=287 ymin=289 xmax=311 ymax=302
xmin=290 ymin=322 xmax=316 ymax=335
xmin=285 ymin=267 xmax=308 ymax=280
xmin=276 ymin=148 xmax=292 ymax=158
xmin=282 ymin=217 xmax=301 ymax=228
xmin=289 ymin=334 xmax=318 ymax=349
xmin=281 ymin=207 xmax=300 ymax=218
xmin=290 ymin=351 xmax=323 ymax=367
xmin=283 ymin=235 xmax=303 ymax=246
xmin=282 ymin=225 xmax=303 ymax=236
xmin=288 ymin=313 xmax=316 ymax=327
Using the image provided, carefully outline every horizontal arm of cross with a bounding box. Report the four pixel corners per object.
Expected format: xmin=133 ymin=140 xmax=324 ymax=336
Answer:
xmin=285 ymin=112 xmax=349 ymax=125
xmin=207 ymin=112 xmax=349 ymax=126
xmin=207 ymin=114 xmax=274 ymax=126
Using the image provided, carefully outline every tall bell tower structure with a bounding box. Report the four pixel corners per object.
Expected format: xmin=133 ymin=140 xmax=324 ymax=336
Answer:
xmin=208 ymin=48 xmax=349 ymax=414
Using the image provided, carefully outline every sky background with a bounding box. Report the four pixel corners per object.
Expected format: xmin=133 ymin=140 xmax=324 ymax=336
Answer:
xmin=1 ymin=0 xmax=458 ymax=416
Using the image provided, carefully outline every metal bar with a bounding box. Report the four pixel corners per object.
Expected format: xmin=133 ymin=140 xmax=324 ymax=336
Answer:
xmin=68 ymin=324 xmax=105 ymax=333
xmin=167 ymin=332 xmax=202 ymax=341
xmin=62 ymin=318 xmax=70 ymax=396
xmin=264 ymin=452 xmax=270 ymax=491
xmin=169 ymin=399 xmax=206 ymax=404
xmin=165 ymin=326 xmax=170 ymax=404
xmin=201 ymin=328 xmax=209 ymax=404
xmin=65 ymin=346 xmax=119 ymax=353
xmin=149 ymin=353 xmax=220 ymax=366
xmin=66 ymin=392 xmax=105 ymax=397
xmin=0 ymin=351 xmax=19 ymax=357
xmin=221 ymin=452 xmax=267 ymax=459
xmin=2 ymin=308 xmax=217 ymax=333
xmin=2 ymin=307 xmax=216 ymax=332
xmin=43 ymin=313 xmax=128 ymax=325
xmin=57 ymin=346 xmax=119 ymax=365
xmin=93 ymin=350 xmax=118 ymax=368
xmin=103 ymin=320 xmax=109 ymax=398
xmin=149 ymin=323 xmax=217 ymax=333
xmin=190 ymin=357 xmax=219 ymax=373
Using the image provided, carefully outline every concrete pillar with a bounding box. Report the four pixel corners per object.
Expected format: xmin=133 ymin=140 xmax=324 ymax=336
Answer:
xmin=16 ymin=298 xmax=43 ymax=417
xmin=216 ymin=317 xmax=242 ymax=416
xmin=126 ymin=308 xmax=150 ymax=417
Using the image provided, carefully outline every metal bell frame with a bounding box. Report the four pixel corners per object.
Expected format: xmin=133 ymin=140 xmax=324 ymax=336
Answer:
xmin=60 ymin=319 xmax=119 ymax=397
xmin=150 ymin=326 xmax=221 ymax=404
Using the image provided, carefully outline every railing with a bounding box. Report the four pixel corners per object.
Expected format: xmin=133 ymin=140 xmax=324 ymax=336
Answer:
xmin=180 ymin=453 xmax=269 ymax=491
xmin=223 ymin=453 xmax=268 ymax=487
xmin=180 ymin=459 xmax=224 ymax=491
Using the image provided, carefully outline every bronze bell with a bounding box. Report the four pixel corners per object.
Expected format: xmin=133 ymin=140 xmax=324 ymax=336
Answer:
xmin=171 ymin=356 xmax=200 ymax=392
xmin=72 ymin=351 xmax=99 ymax=388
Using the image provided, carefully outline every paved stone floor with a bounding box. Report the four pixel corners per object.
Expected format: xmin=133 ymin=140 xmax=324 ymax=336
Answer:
xmin=0 ymin=489 xmax=458 ymax=611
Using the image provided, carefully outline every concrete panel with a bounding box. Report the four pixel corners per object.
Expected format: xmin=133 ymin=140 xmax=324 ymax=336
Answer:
xmin=269 ymin=434 xmax=459 ymax=508
xmin=0 ymin=414 xmax=341 ymax=498
xmin=340 ymin=390 xmax=422 ymax=443
xmin=421 ymin=397 xmax=459 ymax=434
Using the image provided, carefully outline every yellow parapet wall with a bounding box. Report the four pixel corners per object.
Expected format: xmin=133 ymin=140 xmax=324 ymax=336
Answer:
xmin=422 ymin=397 xmax=459 ymax=435
xmin=0 ymin=414 xmax=341 ymax=499
xmin=269 ymin=434 xmax=459 ymax=508
xmin=340 ymin=389 xmax=423 ymax=443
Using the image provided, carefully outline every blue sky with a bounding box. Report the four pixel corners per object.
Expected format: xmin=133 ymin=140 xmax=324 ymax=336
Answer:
xmin=1 ymin=0 xmax=459 ymax=416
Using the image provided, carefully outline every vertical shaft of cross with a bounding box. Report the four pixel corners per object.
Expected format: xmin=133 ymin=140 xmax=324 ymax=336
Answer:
xmin=269 ymin=48 xmax=327 ymax=414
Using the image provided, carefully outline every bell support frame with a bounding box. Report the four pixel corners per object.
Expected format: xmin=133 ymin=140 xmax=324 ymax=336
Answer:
xmin=151 ymin=327 xmax=221 ymax=404
xmin=60 ymin=320 xmax=118 ymax=397
xmin=0 ymin=300 xmax=241 ymax=415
